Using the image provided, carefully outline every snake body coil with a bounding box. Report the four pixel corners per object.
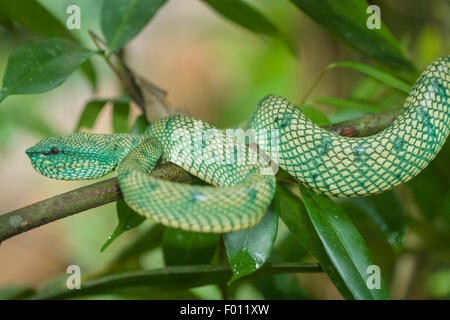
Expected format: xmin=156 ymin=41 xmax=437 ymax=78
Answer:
xmin=27 ymin=56 xmax=450 ymax=233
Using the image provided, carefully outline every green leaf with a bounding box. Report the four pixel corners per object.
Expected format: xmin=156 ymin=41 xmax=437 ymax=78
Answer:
xmin=275 ymin=185 xmax=354 ymax=299
xmin=326 ymin=61 xmax=412 ymax=93
xmin=0 ymin=285 xmax=35 ymax=300
xmin=201 ymin=0 xmax=295 ymax=53
xmin=224 ymin=209 xmax=278 ymax=284
xmin=313 ymin=97 xmax=391 ymax=113
xmin=101 ymin=200 xmax=146 ymax=252
xmin=162 ymin=229 xmax=220 ymax=266
xmin=0 ymin=39 xmax=95 ymax=103
xmin=299 ymin=185 xmax=389 ymax=300
xmin=29 ymin=263 xmax=318 ymax=300
xmin=407 ymin=142 xmax=450 ymax=220
xmin=102 ymin=224 xmax=165 ymax=274
xmin=254 ymin=273 xmax=309 ymax=300
xmin=298 ymin=104 xmax=330 ymax=126
xmin=76 ymin=100 xmax=108 ymax=131
xmin=289 ymin=0 xmax=415 ymax=74
xmin=0 ymin=0 xmax=97 ymax=87
xmin=131 ymin=114 xmax=149 ymax=134
xmin=0 ymin=10 xmax=13 ymax=30
xmin=425 ymin=269 xmax=450 ymax=299
xmin=101 ymin=0 xmax=168 ymax=52
xmin=339 ymin=191 xmax=406 ymax=252
xmin=349 ymin=77 xmax=385 ymax=101
xmin=112 ymin=101 xmax=130 ymax=133
xmin=112 ymin=224 xmax=164 ymax=264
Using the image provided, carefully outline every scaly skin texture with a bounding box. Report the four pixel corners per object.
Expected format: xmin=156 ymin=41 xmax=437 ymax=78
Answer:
xmin=26 ymin=56 xmax=450 ymax=233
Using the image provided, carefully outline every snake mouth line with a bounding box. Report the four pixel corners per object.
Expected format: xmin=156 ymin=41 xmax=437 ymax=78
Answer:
xmin=25 ymin=149 xmax=105 ymax=159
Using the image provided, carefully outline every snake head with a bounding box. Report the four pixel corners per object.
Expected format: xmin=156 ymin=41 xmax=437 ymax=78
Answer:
xmin=26 ymin=132 xmax=119 ymax=180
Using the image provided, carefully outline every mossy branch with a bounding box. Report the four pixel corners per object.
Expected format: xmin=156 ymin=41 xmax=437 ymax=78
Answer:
xmin=0 ymin=109 xmax=399 ymax=243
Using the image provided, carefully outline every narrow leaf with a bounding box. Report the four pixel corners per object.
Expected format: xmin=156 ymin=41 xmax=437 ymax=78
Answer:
xmin=131 ymin=114 xmax=149 ymax=134
xmin=339 ymin=191 xmax=406 ymax=251
xmin=0 ymin=285 xmax=35 ymax=300
xmin=112 ymin=102 xmax=130 ymax=133
xmin=101 ymin=0 xmax=168 ymax=52
xmin=313 ymin=97 xmax=391 ymax=113
xmin=162 ymin=229 xmax=220 ymax=266
xmin=76 ymin=100 xmax=107 ymax=131
xmin=275 ymin=185 xmax=354 ymax=299
xmin=0 ymin=39 xmax=95 ymax=103
xmin=224 ymin=209 xmax=278 ymax=284
xmin=299 ymin=185 xmax=390 ymax=300
xmin=254 ymin=273 xmax=309 ymax=300
xmin=290 ymin=0 xmax=415 ymax=74
xmin=201 ymin=0 xmax=295 ymax=53
xmin=101 ymin=200 xmax=146 ymax=252
xmin=326 ymin=61 xmax=412 ymax=93
xmin=298 ymin=104 xmax=330 ymax=126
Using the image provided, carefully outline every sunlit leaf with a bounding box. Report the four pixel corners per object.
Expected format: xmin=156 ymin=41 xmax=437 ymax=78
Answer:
xmin=0 ymin=39 xmax=95 ymax=103
xmin=101 ymin=0 xmax=168 ymax=52
xmin=0 ymin=0 xmax=97 ymax=87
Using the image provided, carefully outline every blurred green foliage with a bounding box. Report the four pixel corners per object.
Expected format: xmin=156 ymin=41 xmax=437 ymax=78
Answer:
xmin=0 ymin=0 xmax=448 ymax=300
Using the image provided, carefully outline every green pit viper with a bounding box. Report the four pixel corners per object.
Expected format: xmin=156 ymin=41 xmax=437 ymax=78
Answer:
xmin=26 ymin=56 xmax=450 ymax=233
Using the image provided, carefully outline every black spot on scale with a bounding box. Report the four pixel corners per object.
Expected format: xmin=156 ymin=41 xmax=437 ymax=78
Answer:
xmin=393 ymin=137 xmax=405 ymax=152
xmin=432 ymin=80 xmax=448 ymax=98
xmin=393 ymin=137 xmax=407 ymax=159
xmin=418 ymin=108 xmax=438 ymax=140
xmin=247 ymin=188 xmax=258 ymax=201
xmin=144 ymin=182 xmax=158 ymax=191
xmin=164 ymin=117 xmax=175 ymax=131
xmin=316 ymin=137 xmax=332 ymax=156
xmin=277 ymin=115 xmax=292 ymax=129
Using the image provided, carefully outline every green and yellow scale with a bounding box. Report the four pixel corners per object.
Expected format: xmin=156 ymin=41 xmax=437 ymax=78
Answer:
xmin=26 ymin=56 xmax=450 ymax=233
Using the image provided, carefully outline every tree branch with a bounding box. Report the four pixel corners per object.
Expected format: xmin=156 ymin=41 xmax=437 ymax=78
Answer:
xmin=29 ymin=262 xmax=322 ymax=300
xmin=0 ymin=109 xmax=399 ymax=243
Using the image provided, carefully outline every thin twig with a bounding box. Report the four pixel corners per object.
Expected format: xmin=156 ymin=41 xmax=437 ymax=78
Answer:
xmin=29 ymin=262 xmax=322 ymax=300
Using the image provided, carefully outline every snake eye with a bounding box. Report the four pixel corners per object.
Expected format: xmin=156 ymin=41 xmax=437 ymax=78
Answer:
xmin=43 ymin=147 xmax=60 ymax=156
